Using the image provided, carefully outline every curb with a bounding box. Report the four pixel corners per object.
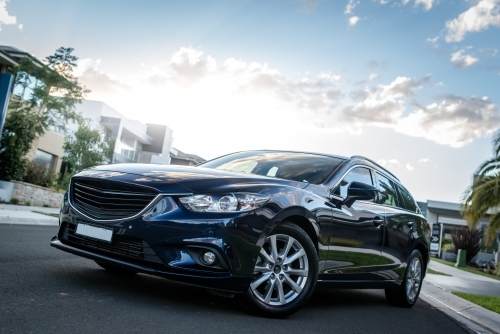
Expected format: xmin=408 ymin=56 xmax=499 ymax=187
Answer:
xmin=0 ymin=217 xmax=59 ymax=226
xmin=421 ymin=281 xmax=500 ymax=334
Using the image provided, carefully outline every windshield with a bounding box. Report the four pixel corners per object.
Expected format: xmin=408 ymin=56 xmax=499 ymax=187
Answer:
xmin=199 ymin=151 xmax=345 ymax=184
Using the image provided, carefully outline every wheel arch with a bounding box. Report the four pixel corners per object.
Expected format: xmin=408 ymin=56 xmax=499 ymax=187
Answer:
xmin=263 ymin=206 xmax=320 ymax=254
xmin=282 ymin=215 xmax=319 ymax=254
xmin=413 ymin=240 xmax=429 ymax=275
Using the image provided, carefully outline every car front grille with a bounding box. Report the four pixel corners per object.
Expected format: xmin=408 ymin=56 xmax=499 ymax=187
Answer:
xmin=71 ymin=178 xmax=158 ymax=220
xmin=60 ymin=222 xmax=163 ymax=264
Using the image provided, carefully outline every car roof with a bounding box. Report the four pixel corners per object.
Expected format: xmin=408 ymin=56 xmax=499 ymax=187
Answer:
xmin=244 ymin=149 xmax=349 ymax=160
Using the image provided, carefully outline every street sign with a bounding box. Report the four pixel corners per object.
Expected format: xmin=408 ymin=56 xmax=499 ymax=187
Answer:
xmin=430 ymin=223 xmax=441 ymax=254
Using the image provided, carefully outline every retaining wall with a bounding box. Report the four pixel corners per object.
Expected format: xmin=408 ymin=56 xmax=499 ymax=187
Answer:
xmin=0 ymin=180 xmax=63 ymax=208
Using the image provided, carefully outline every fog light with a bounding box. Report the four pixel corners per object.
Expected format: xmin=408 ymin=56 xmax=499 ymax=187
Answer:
xmin=201 ymin=251 xmax=216 ymax=265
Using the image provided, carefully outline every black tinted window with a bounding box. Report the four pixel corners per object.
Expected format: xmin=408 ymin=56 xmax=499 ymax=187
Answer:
xmin=396 ymin=185 xmax=417 ymax=212
xmin=334 ymin=167 xmax=373 ymax=198
xmin=376 ymin=173 xmax=398 ymax=207
xmin=199 ymin=151 xmax=345 ymax=184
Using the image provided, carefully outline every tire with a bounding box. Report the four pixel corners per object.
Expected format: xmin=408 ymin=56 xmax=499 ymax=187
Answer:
xmin=95 ymin=261 xmax=138 ymax=275
xmin=241 ymin=222 xmax=318 ymax=318
xmin=385 ymin=249 xmax=423 ymax=308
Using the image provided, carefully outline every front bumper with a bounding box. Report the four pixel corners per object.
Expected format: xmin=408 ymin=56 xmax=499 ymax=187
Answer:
xmin=50 ymin=237 xmax=252 ymax=292
xmin=51 ymin=195 xmax=270 ymax=293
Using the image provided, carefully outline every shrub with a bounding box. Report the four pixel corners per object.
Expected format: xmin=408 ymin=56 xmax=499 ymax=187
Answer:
xmin=22 ymin=160 xmax=57 ymax=188
xmin=55 ymin=172 xmax=73 ymax=191
xmin=25 ymin=200 xmax=31 ymax=206
xmin=43 ymin=204 xmax=49 ymax=207
xmin=10 ymin=198 xmax=19 ymax=204
xmin=442 ymin=238 xmax=454 ymax=253
xmin=451 ymin=227 xmax=482 ymax=264
xmin=0 ymin=110 xmax=37 ymax=181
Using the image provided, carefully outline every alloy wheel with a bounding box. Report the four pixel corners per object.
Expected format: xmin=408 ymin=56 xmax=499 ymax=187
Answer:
xmin=406 ymin=257 xmax=421 ymax=303
xmin=251 ymin=234 xmax=309 ymax=306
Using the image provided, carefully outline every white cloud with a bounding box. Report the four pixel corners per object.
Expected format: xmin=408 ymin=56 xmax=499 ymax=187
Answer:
xmin=349 ymin=16 xmax=360 ymax=26
xmin=76 ymin=58 xmax=128 ymax=93
xmin=170 ymin=47 xmax=216 ymax=84
xmin=79 ymin=48 xmax=500 ymax=151
xmin=450 ymin=50 xmax=479 ymax=68
xmin=339 ymin=75 xmax=500 ymax=147
xmin=426 ymin=36 xmax=439 ymax=44
xmin=406 ymin=163 xmax=415 ymax=171
xmin=396 ymin=96 xmax=500 ymax=147
xmin=401 ymin=0 xmax=436 ymax=11
xmin=339 ymin=76 xmax=430 ymax=125
xmin=369 ymin=73 xmax=378 ymax=81
xmin=297 ymin=0 xmax=321 ymax=12
xmin=18 ymin=23 xmax=22 ymax=30
xmin=318 ymin=72 xmax=341 ymax=81
xmin=81 ymin=47 xmax=346 ymax=136
xmin=345 ymin=0 xmax=360 ymax=14
xmin=414 ymin=0 xmax=435 ymax=11
xmin=377 ymin=159 xmax=401 ymax=167
xmin=419 ymin=158 xmax=430 ymax=163
xmin=445 ymin=0 xmax=500 ymax=42
xmin=0 ymin=0 xmax=16 ymax=31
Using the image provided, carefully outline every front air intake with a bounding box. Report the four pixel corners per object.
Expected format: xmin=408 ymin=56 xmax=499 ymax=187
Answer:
xmin=70 ymin=178 xmax=158 ymax=220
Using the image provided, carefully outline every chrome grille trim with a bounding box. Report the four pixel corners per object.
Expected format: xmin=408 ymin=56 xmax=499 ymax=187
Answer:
xmin=68 ymin=178 xmax=191 ymax=222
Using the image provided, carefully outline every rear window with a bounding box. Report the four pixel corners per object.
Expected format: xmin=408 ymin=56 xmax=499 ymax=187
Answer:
xmin=396 ymin=184 xmax=418 ymax=212
xmin=199 ymin=151 xmax=345 ymax=184
xmin=376 ymin=172 xmax=399 ymax=207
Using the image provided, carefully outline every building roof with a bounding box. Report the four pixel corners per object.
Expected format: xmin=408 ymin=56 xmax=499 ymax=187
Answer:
xmin=0 ymin=45 xmax=44 ymax=68
xmin=427 ymin=199 xmax=495 ymax=216
xmin=170 ymin=147 xmax=205 ymax=164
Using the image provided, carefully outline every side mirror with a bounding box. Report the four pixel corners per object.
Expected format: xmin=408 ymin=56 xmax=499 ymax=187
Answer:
xmin=344 ymin=181 xmax=378 ymax=207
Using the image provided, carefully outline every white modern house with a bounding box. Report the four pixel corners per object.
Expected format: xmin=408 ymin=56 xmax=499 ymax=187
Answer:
xmin=30 ymin=100 xmax=175 ymax=173
xmin=73 ymin=100 xmax=174 ymax=165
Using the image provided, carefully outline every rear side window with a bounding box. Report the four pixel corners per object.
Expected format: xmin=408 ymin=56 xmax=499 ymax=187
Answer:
xmin=396 ymin=184 xmax=418 ymax=212
xmin=334 ymin=167 xmax=373 ymax=198
xmin=376 ymin=173 xmax=398 ymax=207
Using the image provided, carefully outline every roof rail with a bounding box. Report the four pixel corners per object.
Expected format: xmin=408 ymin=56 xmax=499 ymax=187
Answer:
xmin=350 ymin=155 xmax=400 ymax=181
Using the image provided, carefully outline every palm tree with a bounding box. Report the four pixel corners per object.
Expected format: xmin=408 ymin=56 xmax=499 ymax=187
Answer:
xmin=462 ymin=132 xmax=500 ymax=247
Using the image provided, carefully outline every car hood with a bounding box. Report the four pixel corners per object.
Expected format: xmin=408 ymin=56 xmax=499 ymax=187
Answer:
xmin=74 ymin=163 xmax=308 ymax=193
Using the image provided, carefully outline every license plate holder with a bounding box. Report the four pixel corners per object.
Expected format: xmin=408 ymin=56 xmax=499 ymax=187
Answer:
xmin=75 ymin=223 xmax=113 ymax=243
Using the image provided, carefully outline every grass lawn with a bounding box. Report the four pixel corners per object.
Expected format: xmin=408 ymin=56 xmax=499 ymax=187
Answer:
xmin=431 ymin=258 xmax=500 ymax=281
xmin=32 ymin=211 xmax=59 ymax=218
xmin=427 ymin=268 xmax=451 ymax=276
xmin=452 ymin=292 xmax=500 ymax=314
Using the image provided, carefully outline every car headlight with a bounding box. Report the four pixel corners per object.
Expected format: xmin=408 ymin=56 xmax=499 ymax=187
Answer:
xmin=179 ymin=193 xmax=270 ymax=213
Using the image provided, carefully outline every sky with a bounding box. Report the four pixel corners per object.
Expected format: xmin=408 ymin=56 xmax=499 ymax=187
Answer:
xmin=1 ymin=0 xmax=500 ymax=203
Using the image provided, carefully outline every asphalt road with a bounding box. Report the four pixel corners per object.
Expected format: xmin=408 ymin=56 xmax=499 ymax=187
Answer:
xmin=0 ymin=225 xmax=470 ymax=334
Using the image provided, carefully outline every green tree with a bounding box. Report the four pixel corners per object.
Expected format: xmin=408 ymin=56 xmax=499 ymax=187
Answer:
xmin=462 ymin=132 xmax=500 ymax=247
xmin=0 ymin=111 xmax=38 ymax=180
xmin=63 ymin=118 xmax=109 ymax=173
xmin=8 ymin=47 xmax=86 ymax=135
xmin=0 ymin=47 xmax=87 ymax=181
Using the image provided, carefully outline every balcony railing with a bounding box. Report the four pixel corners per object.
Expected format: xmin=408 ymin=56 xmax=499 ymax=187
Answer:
xmin=116 ymin=150 xmax=164 ymax=164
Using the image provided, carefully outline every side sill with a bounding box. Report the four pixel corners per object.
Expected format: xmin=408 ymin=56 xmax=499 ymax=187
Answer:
xmin=316 ymin=279 xmax=400 ymax=289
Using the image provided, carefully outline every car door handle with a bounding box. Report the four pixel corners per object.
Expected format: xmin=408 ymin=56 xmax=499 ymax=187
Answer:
xmin=373 ymin=217 xmax=383 ymax=228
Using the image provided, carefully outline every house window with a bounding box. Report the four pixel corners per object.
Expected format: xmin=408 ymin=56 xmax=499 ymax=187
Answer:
xmin=34 ymin=149 xmax=55 ymax=172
